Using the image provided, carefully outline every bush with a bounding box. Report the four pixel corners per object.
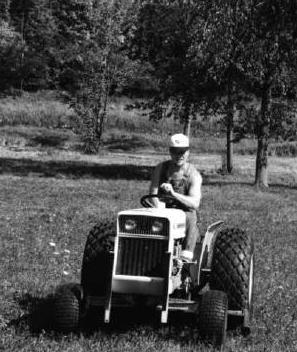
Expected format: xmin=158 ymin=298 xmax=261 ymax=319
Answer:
xmin=269 ymin=141 xmax=297 ymax=157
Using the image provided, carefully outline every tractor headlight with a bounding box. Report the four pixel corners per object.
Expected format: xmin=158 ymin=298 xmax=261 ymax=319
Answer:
xmin=152 ymin=220 xmax=163 ymax=233
xmin=124 ymin=218 xmax=137 ymax=231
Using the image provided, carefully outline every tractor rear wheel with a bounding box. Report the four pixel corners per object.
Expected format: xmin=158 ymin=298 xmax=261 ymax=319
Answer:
xmin=198 ymin=290 xmax=228 ymax=349
xmin=81 ymin=219 xmax=115 ymax=296
xmin=210 ymin=228 xmax=254 ymax=328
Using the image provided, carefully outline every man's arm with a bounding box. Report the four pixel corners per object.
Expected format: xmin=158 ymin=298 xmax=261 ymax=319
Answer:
xmin=161 ymin=168 xmax=202 ymax=210
xmin=148 ymin=163 xmax=163 ymax=207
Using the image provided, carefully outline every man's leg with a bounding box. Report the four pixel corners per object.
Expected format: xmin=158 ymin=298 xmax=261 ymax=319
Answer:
xmin=181 ymin=211 xmax=200 ymax=261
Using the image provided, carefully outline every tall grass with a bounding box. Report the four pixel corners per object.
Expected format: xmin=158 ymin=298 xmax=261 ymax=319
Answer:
xmin=269 ymin=141 xmax=297 ymax=157
xmin=106 ymin=97 xmax=258 ymax=154
xmin=0 ymin=92 xmax=296 ymax=156
xmin=0 ymin=91 xmax=75 ymax=129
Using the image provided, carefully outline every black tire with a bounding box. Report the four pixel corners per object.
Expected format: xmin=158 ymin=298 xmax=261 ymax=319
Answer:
xmin=81 ymin=219 xmax=115 ymax=296
xmin=198 ymin=290 xmax=228 ymax=349
xmin=52 ymin=284 xmax=81 ymax=332
xmin=30 ymin=295 xmax=55 ymax=333
xmin=210 ymin=228 xmax=254 ymax=314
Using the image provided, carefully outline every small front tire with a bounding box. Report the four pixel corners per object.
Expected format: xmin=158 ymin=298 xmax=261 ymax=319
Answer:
xmin=52 ymin=284 xmax=81 ymax=333
xmin=198 ymin=290 xmax=228 ymax=350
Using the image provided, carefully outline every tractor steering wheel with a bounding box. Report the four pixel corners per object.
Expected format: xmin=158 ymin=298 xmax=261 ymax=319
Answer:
xmin=140 ymin=194 xmax=176 ymax=208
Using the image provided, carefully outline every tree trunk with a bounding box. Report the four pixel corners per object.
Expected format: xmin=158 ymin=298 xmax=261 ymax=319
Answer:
xmin=226 ymin=85 xmax=235 ymax=173
xmin=226 ymin=123 xmax=233 ymax=173
xmin=183 ymin=116 xmax=192 ymax=138
xmin=95 ymin=70 xmax=111 ymax=149
xmin=255 ymin=85 xmax=271 ymax=188
xmin=182 ymin=101 xmax=192 ymax=137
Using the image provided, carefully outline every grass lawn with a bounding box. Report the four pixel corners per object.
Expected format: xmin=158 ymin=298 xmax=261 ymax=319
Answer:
xmin=0 ymin=149 xmax=296 ymax=351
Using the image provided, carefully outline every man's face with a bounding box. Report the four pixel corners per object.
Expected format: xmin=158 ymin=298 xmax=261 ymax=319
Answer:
xmin=169 ymin=148 xmax=189 ymax=166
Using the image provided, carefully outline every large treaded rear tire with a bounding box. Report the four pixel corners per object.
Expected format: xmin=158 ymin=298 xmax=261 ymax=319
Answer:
xmin=81 ymin=219 xmax=115 ymax=296
xmin=198 ymin=290 xmax=228 ymax=349
xmin=210 ymin=228 xmax=254 ymax=313
xmin=52 ymin=284 xmax=81 ymax=332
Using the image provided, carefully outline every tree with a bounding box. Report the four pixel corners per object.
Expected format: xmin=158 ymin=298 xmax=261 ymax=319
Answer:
xmin=130 ymin=0 xmax=202 ymax=136
xmin=236 ymin=97 xmax=297 ymax=145
xmin=9 ymin=0 xmax=57 ymax=90
xmin=56 ymin=0 xmax=137 ymax=153
xmin=0 ymin=0 xmax=11 ymax=21
xmin=0 ymin=20 xmax=23 ymax=92
xmin=239 ymin=0 xmax=297 ymax=187
xmin=189 ymin=0 xmax=297 ymax=182
xmin=189 ymin=0 xmax=252 ymax=173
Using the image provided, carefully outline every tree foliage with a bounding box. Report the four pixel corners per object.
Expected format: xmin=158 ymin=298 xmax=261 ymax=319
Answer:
xmin=130 ymin=0 xmax=202 ymax=135
xmin=131 ymin=0 xmax=297 ymax=185
xmin=62 ymin=0 xmax=137 ymax=153
xmin=188 ymin=0 xmax=253 ymax=172
xmin=0 ymin=19 xmax=23 ymax=92
xmin=9 ymin=0 xmax=57 ymax=89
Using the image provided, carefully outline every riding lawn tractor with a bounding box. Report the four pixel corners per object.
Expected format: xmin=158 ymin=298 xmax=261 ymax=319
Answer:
xmin=50 ymin=194 xmax=254 ymax=349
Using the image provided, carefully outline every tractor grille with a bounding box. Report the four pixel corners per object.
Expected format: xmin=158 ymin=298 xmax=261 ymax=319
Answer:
xmin=119 ymin=215 xmax=169 ymax=237
xmin=116 ymin=237 xmax=168 ymax=276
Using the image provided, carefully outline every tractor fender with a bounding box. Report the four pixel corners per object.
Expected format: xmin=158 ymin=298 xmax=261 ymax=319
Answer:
xmin=196 ymin=220 xmax=225 ymax=286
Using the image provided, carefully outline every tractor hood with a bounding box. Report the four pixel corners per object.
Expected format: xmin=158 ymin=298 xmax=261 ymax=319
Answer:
xmin=117 ymin=207 xmax=186 ymax=240
xmin=119 ymin=207 xmax=186 ymax=219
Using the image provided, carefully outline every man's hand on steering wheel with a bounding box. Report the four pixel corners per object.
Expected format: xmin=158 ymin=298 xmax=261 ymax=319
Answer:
xmin=140 ymin=194 xmax=175 ymax=208
xmin=160 ymin=183 xmax=175 ymax=196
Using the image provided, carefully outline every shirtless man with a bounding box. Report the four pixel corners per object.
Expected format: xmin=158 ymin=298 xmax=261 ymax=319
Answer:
xmin=149 ymin=133 xmax=202 ymax=262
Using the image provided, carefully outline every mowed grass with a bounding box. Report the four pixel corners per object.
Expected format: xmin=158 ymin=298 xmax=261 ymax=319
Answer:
xmin=0 ymin=165 xmax=296 ymax=351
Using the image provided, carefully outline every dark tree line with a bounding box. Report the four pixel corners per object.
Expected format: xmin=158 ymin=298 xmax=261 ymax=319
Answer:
xmin=1 ymin=0 xmax=297 ymax=186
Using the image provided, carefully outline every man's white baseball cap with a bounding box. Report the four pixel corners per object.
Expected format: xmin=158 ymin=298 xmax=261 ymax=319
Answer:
xmin=169 ymin=133 xmax=189 ymax=150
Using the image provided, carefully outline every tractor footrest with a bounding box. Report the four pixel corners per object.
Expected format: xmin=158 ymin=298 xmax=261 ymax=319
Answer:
xmin=227 ymin=309 xmax=244 ymax=316
xmin=88 ymin=295 xmax=133 ymax=308
xmin=157 ymin=298 xmax=199 ymax=313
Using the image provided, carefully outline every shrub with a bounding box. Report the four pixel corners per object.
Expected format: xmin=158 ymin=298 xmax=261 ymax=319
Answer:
xmin=269 ymin=141 xmax=297 ymax=157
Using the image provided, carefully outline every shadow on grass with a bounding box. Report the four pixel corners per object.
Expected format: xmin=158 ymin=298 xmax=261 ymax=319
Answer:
xmin=9 ymin=290 xmax=193 ymax=334
xmin=0 ymin=156 xmax=295 ymax=189
xmin=202 ymin=177 xmax=297 ymax=190
xmin=9 ymin=291 xmax=55 ymax=333
xmin=10 ymin=290 xmax=201 ymax=345
xmin=10 ymin=289 xmax=245 ymax=352
xmin=103 ymin=134 xmax=153 ymax=152
xmin=29 ymin=134 xmax=69 ymax=148
xmin=0 ymin=157 xmax=153 ymax=180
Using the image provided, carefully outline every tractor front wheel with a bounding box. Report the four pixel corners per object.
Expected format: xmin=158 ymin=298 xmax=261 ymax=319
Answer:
xmin=52 ymin=284 xmax=82 ymax=332
xmin=198 ymin=290 xmax=228 ymax=349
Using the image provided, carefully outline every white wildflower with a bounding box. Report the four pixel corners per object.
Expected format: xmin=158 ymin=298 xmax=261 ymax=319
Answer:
xmin=49 ymin=242 xmax=56 ymax=247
